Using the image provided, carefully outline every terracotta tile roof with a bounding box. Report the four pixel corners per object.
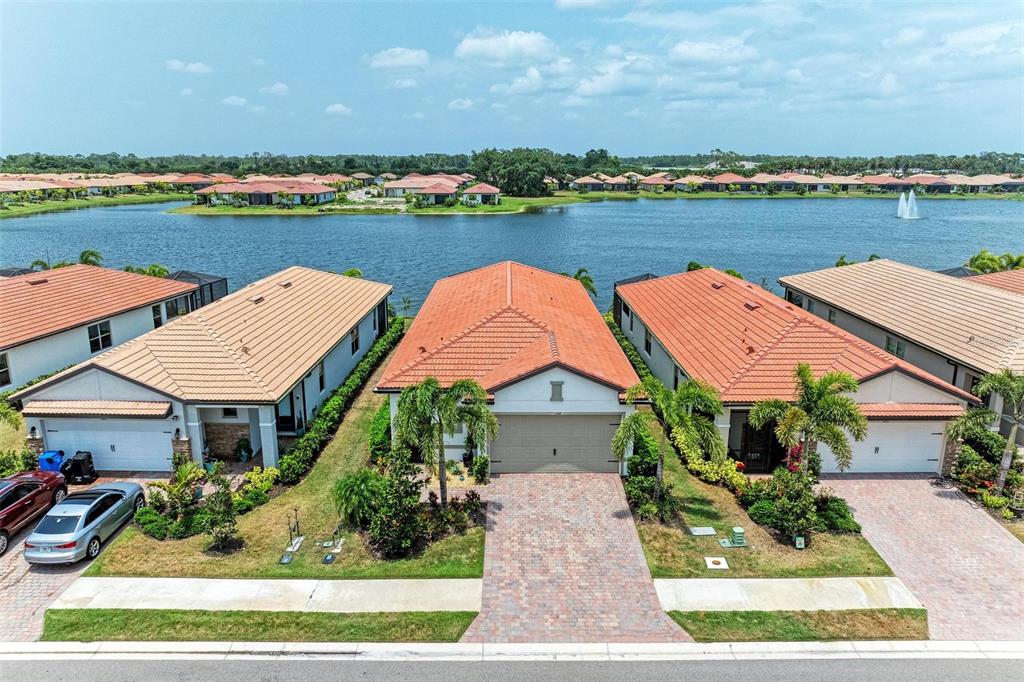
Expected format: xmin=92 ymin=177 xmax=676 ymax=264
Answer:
xmin=351 ymin=172 xmax=374 ymax=179
xmin=418 ymin=183 xmax=458 ymax=195
xmin=860 ymin=174 xmax=912 ymax=185
xmin=712 ymin=173 xmax=748 ymax=184
xmin=779 ymin=259 xmax=1024 ymax=375
xmin=377 ymin=261 xmax=638 ymax=393
xmin=639 ymin=177 xmax=675 ymax=186
xmin=463 ymin=183 xmax=501 ymax=194
xmin=195 ymin=181 xmax=334 ymax=195
xmin=970 ymin=269 xmax=1024 ymax=295
xmin=616 ymin=268 xmax=974 ymax=404
xmin=16 ymin=267 xmax=392 ymax=404
xmin=573 ymin=175 xmax=604 ymax=185
xmin=22 ymin=400 xmax=172 ymax=418
xmin=674 ymin=175 xmax=713 ymax=184
xmin=0 ymin=265 xmax=197 ymax=350
xmin=857 ymin=403 xmax=965 ymax=419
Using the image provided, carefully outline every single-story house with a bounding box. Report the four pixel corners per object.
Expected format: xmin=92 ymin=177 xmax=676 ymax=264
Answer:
xmin=639 ymin=177 xmax=676 ymax=191
xmin=195 ymin=181 xmax=337 ymax=205
xmin=16 ymin=267 xmax=392 ymax=472
xmin=416 ymin=182 xmax=459 ymax=205
xmin=0 ymin=265 xmax=199 ymax=391
xmin=780 ymin=259 xmax=1024 ymax=445
xmin=673 ymin=175 xmax=717 ymax=192
xmin=376 ymin=261 xmax=640 ymax=474
xmin=712 ymin=172 xmax=755 ymax=191
xmin=613 ymin=267 xmax=976 ymax=474
xmin=820 ymin=174 xmax=863 ymax=191
xmin=571 ymin=176 xmax=607 ymax=192
xmin=604 ymin=176 xmax=631 ymax=192
xmin=462 ymin=183 xmax=501 ymax=205
xmin=350 ymin=172 xmax=375 ymax=186
xmin=174 ymin=174 xmax=217 ymax=191
xmin=859 ymin=175 xmax=913 ymax=192
xmin=383 ymin=177 xmax=460 ymax=198
xmin=969 ymin=269 xmax=1024 ymax=296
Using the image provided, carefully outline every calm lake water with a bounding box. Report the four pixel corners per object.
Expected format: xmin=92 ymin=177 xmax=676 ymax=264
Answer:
xmin=1 ymin=198 xmax=1021 ymax=310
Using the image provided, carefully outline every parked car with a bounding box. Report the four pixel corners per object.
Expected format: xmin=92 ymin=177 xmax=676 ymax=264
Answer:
xmin=23 ymin=483 xmax=144 ymax=564
xmin=0 ymin=471 xmax=67 ymax=556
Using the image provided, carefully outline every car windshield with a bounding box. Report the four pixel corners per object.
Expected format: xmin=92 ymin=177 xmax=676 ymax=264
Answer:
xmin=34 ymin=515 xmax=81 ymax=534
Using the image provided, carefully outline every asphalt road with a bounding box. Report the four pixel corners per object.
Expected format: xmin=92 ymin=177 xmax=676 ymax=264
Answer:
xmin=6 ymin=658 xmax=1021 ymax=681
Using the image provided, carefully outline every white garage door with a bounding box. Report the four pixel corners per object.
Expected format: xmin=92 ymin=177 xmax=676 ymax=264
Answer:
xmin=489 ymin=414 xmax=622 ymax=474
xmin=820 ymin=421 xmax=946 ymax=474
xmin=43 ymin=419 xmax=174 ymax=472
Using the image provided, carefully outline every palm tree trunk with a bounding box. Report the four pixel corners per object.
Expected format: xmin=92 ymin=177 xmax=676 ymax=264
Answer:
xmin=654 ymin=432 xmax=666 ymax=500
xmin=437 ymin=424 xmax=448 ymax=510
xmin=995 ymin=422 xmax=1019 ymax=494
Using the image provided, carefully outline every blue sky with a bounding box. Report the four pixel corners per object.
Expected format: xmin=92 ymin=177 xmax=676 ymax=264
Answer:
xmin=3 ymin=1 xmax=1022 ymax=156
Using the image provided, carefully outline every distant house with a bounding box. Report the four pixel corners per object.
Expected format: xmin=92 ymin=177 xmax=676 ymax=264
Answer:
xmin=16 ymin=267 xmax=392 ymax=472
xmin=544 ymin=176 xmax=559 ymax=190
xmin=195 ymin=181 xmax=336 ymax=205
xmin=351 ymin=172 xmax=375 ymax=186
xmin=377 ymin=173 xmax=398 ymax=184
xmin=859 ymin=175 xmax=913 ymax=192
xmin=416 ymin=182 xmax=459 ymax=205
xmin=383 ymin=177 xmax=459 ymax=198
xmin=820 ymin=175 xmax=863 ymax=191
xmin=174 ymin=174 xmax=217 ymax=191
xmin=638 ymin=177 xmax=675 ymax=191
xmin=0 ymin=266 xmax=199 ymax=390
xmin=571 ymin=176 xmax=606 ymax=192
xmin=673 ymin=175 xmax=717 ymax=192
xmin=603 ymin=176 xmax=631 ymax=192
xmin=712 ymin=172 xmax=755 ymax=191
xmin=462 ymin=182 xmax=501 ymax=205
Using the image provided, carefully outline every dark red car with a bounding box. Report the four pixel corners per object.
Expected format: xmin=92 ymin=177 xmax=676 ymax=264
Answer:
xmin=0 ymin=471 xmax=67 ymax=555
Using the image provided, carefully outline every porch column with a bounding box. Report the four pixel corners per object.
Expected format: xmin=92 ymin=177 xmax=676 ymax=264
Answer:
xmin=258 ymin=405 xmax=279 ymax=466
xmin=716 ymin=407 xmax=732 ymax=448
xmin=989 ymin=394 xmax=1005 ymax=432
xmin=184 ymin=404 xmax=204 ymax=465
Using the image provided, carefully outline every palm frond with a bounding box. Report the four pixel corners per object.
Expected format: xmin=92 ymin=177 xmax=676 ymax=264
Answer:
xmin=815 ymin=423 xmax=853 ymax=471
xmin=748 ymin=399 xmax=790 ymax=429
xmin=611 ymin=411 xmax=653 ymax=460
xmin=774 ymin=407 xmax=808 ymax=448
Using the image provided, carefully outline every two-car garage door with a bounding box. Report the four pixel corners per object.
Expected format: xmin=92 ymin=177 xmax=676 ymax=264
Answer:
xmin=820 ymin=421 xmax=946 ymax=474
xmin=489 ymin=414 xmax=622 ymax=474
xmin=43 ymin=419 xmax=174 ymax=472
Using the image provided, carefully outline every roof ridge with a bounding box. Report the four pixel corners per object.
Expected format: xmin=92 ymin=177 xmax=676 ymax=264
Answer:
xmin=547 ymin=330 xmax=560 ymax=359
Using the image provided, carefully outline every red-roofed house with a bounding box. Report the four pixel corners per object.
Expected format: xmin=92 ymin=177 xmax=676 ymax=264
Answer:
xmin=416 ymin=182 xmax=458 ymax=205
xmin=462 ymin=182 xmax=501 ymax=205
xmin=377 ymin=262 xmax=640 ymax=474
xmin=613 ymin=268 xmax=974 ymax=474
xmin=571 ymin=175 xmax=607 ymax=191
xmin=195 ymin=180 xmax=336 ymax=205
xmin=712 ymin=173 xmax=756 ymax=191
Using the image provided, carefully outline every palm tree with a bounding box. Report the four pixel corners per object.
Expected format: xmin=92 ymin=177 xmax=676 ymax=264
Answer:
xmin=949 ymin=369 xmax=1023 ymax=493
xmin=78 ymin=249 xmax=103 ymax=266
xmin=394 ymin=377 xmax=499 ymax=509
xmin=560 ymin=267 xmax=596 ymax=296
xmin=967 ymin=248 xmax=1024 ymax=273
xmin=341 ymin=268 xmax=363 ymax=278
xmin=29 ymin=258 xmax=72 ymax=270
xmin=613 ymin=375 xmax=725 ymax=500
xmin=748 ymin=363 xmax=868 ymax=472
xmin=123 ymin=263 xmax=170 ymax=278
xmin=0 ymin=401 xmax=20 ymax=430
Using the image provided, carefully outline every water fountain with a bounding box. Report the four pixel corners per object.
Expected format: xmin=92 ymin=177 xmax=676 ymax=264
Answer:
xmin=897 ymin=189 xmax=921 ymax=219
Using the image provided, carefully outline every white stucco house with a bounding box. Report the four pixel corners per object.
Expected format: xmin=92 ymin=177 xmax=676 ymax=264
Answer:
xmin=376 ymin=261 xmax=640 ymax=474
xmin=613 ymin=268 xmax=976 ymax=475
xmin=0 ymin=265 xmax=200 ymax=391
xmin=15 ymin=267 xmax=392 ymax=472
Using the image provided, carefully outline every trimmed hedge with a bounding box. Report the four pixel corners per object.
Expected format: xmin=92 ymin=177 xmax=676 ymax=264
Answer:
xmin=278 ymin=319 xmax=405 ymax=484
xmin=368 ymin=401 xmax=391 ymax=463
xmin=604 ymin=313 xmax=653 ymax=381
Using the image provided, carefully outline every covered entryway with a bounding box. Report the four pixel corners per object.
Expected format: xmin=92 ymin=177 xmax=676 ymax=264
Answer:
xmin=819 ymin=421 xmax=946 ymax=474
xmin=489 ymin=414 xmax=622 ymax=474
xmin=42 ymin=419 xmax=174 ymax=471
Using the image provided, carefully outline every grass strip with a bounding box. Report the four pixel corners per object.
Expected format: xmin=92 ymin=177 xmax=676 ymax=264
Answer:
xmin=669 ymin=608 xmax=928 ymax=642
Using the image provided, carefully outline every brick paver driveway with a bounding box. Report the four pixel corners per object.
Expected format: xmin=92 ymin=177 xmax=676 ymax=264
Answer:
xmin=461 ymin=473 xmax=689 ymax=643
xmin=824 ymin=474 xmax=1024 ymax=640
xmin=0 ymin=473 xmax=163 ymax=641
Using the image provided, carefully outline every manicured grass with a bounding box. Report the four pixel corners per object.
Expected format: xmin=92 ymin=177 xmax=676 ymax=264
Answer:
xmin=0 ymin=193 xmax=192 ymax=218
xmin=409 ymin=195 xmax=587 ymax=214
xmin=42 ymin=608 xmax=476 ymax=643
xmin=1004 ymin=521 xmax=1024 ymax=544
xmin=170 ymin=203 xmax=402 ymax=215
xmin=638 ymin=428 xmax=891 ymax=579
xmin=0 ymin=421 xmax=26 ymax=453
xmin=86 ymin=355 xmax=485 ymax=579
xmin=669 ymin=609 xmax=929 ymax=642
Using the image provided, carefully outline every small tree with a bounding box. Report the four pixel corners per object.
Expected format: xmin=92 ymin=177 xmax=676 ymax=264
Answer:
xmin=147 ymin=461 xmax=205 ymax=521
xmin=401 ymin=296 xmax=413 ymax=317
xmin=950 ymin=369 xmax=1023 ymax=493
xmin=829 ymin=183 xmax=841 ymax=194
xmin=368 ymin=447 xmax=424 ymax=558
xmin=203 ymin=462 xmax=239 ymax=551
xmin=341 ymin=267 xmax=363 ymax=278
xmin=560 ymin=267 xmax=596 ymax=296
xmin=78 ymin=249 xmax=103 ymax=266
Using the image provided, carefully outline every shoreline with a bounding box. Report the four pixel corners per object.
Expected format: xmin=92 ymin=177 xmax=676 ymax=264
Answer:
xmin=0 ymin=193 xmax=192 ymax=219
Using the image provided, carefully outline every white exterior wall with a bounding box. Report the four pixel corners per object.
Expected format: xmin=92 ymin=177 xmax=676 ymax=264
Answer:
xmin=855 ymin=371 xmax=966 ymax=405
xmin=618 ymin=305 xmax=681 ymax=389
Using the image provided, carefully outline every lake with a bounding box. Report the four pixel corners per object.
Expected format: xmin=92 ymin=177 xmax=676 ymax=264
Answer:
xmin=1 ymin=198 xmax=1021 ymax=310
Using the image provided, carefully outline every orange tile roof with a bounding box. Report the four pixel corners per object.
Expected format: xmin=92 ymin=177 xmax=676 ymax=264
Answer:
xmin=22 ymin=400 xmax=172 ymax=418
xmin=377 ymin=261 xmax=638 ymax=393
xmin=857 ymin=403 xmax=965 ymax=419
xmin=463 ymin=183 xmax=501 ymax=194
xmin=0 ymin=265 xmax=197 ymax=350
xmin=616 ymin=268 xmax=974 ymax=404
xmin=16 ymin=267 xmax=392 ymax=404
xmin=970 ymin=269 xmax=1024 ymax=295
xmin=712 ymin=173 xmax=748 ymax=184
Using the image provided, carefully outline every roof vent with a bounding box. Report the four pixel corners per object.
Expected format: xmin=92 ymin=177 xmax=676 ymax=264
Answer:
xmin=711 ymin=282 xmax=725 ymax=290
xmin=744 ymin=301 xmax=761 ymax=311
xmin=27 ymin=278 xmax=48 ymax=285
xmin=417 ymin=346 xmax=427 ymax=354
xmin=241 ymin=345 xmax=250 ymax=354
xmin=278 ymin=280 xmax=292 ymax=289
xmin=248 ymin=294 xmax=265 ymax=304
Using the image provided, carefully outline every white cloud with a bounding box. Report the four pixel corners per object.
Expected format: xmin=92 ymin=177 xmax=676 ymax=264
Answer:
xmin=247 ymin=104 xmax=267 ymax=114
xmin=624 ymin=107 xmax=644 ymax=117
xmin=370 ymin=47 xmax=429 ymax=68
xmin=166 ymin=59 xmax=212 ymax=74
xmin=448 ymin=98 xmax=474 ymax=110
xmin=884 ymin=27 xmax=926 ymax=48
xmin=251 ymin=57 xmax=267 ymax=66
xmin=221 ymin=95 xmax=247 ymax=106
xmin=574 ymin=56 xmax=658 ymax=97
xmin=879 ymin=73 xmax=899 ymax=96
xmin=562 ymin=111 xmax=582 ymax=120
xmin=668 ymin=36 xmax=758 ymax=63
xmin=941 ymin=21 xmax=1021 ymax=54
xmin=325 ymin=103 xmax=352 ymax=115
xmin=391 ymin=78 xmax=419 ymax=89
xmin=179 ymin=88 xmax=193 ymax=96
xmin=555 ymin=0 xmax=604 ymax=8
xmin=560 ymin=94 xmax=589 ymax=107
xmin=455 ymin=29 xmax=556 ymax=65
xmin=404 ymin=111 xmax=425 ymax=120
xmin=259 ymin=82 xmax=290 ymax=96
xmin=491 ymin=67 xmax=545 ymax=95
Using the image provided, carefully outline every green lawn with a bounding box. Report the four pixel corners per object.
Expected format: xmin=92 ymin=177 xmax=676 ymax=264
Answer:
xmin=0 ymin=421 xmax=26 ymax=453
xmin=669 ymin=609 xmax=929 ymax=642
xmin=0 ymin=193 xmax=192 ymax=218
xmin=86 ymin=355 xmax=485 ymax=579
xmin=638 ymin=432 xmax=891 ymax=579
xmin=408 ymin=195 xmax=588 ymax=214
xmin=42 ymin=608 xmax=476 ymax=642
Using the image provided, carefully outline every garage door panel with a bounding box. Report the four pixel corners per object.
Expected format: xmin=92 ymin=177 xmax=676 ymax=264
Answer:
xmin=820 ymin=421 xmax=945 ymax=474
xmin=44 ymin=419 xmax=174 ymax=472
xmin=490 ymin=414 xmax=621 ymax=474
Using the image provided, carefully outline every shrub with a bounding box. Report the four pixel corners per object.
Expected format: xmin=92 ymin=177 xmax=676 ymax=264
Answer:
xmin=624 ymin=475 xmax=656 ymax=507
xmin=627 ymin=431 xmax=659 ymax=477
xmin=278 ymin=319 xmax=404 ymax=484
xmin=770 ymin=468 xmax=818 ymax=540
xmin=963 ymin=428 xmax=1007 ymax=464
xmin=368 ymin=448 xmax=424 ymax=558
xmin=953 ymin=445 xmax=998 ymax=488
xmin=736 ymin=477 xmax=773 ymax=508
xmin=232 ymin=466 xmax=279 ymax=514
xmin=815 ymin=491 xmax=861 ymax=533
xmin=203 ymin=463 xmax=239 ymax=550
xmin=0 ymin=447 xmax=35 ymax=477
xmin=604 ymin=315 xmax=654 ymax=381
xmin=168 ymin=509 xmax=209 ymax=539
xmin=332 ymin=468 xmax=385 ymax=528
xmin=459 ymin=490 xmax=484 ymax=521
xmin=636 ymin=502 xmax=659 ymax=521
xmin=233 ymin=438 xmax=253 ymax=461
xmin=1001 ymin=508 xmax=1015 ymax=520
xmin=134 ymin=506 xmax=170 ymax=540
xmin=747 ymin=499 xmax=780 ymax=528
xmin=445 ymin=459 xmax=462 ymax=476
xmin=981 ymin=491 xmax=1010 ymax=509
xmin=471 ymin=455 xmax=490 ymax=484
xmin=368 ymin=401 xmax=391 ymax=462
xmin=673 ymin=430 xmax=747 ymax=490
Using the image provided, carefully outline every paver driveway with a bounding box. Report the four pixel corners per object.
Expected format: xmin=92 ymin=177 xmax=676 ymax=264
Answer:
xmin=461 ymin=473 xmax=689 ymax=643
xmin=0 ymin=473 xmax=163 ymax=641
xmin=824 ymin=474 xmax=1024 ymax=641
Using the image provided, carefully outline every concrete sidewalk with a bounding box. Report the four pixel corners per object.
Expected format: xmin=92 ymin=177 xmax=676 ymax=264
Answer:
xmin=51 ymin=577 xmax=481 ymax=613
xmin=655 ymin=577 xmax=921 ymax=612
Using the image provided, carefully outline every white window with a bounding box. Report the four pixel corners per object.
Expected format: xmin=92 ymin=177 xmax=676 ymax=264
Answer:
xmin=88 ymin=320 xmax=112 ymax=353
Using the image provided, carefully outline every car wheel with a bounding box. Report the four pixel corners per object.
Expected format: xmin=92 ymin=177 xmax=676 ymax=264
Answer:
xmin=53 ymin=487 xmax=68 ymax=505
xmin=86 ymin=537 xmax=101 ymax=559
xmin=133 ymin=495 xmax=145 ymax=514
xmin=0 ymin=531 xmax=8 ymax=557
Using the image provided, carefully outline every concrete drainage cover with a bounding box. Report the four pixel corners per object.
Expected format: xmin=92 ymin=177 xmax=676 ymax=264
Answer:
xmin=704 ymin=556 xmax=729 ymax=570
xmin=689 ymin=527 xmax=717 ymax=536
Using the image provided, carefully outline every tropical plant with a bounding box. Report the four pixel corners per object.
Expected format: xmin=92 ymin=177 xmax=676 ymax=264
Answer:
xmin=203 ymin=462 xmax=239 ymax=551
xmin=0 ymin=401 xmax=20 ymax=430
xmin=394 ymin=377 xmax=499 ymax=509
xmin=332 ymin=468 xmax=385 ymax=527
xmin=949 ymin=369 xmax=1023 ymax=493
xmin=123 ymin=263 xmax=170 ymax=278
xmin=367 ymin=447 xmax=424 ymax=558
xmin=77 ymin=249 xmax=103 ymax=266
xmin=559 ymin=267 xmax=596 ymax=296
xmin=613 ymin=375 xmax=725 ymax=500
xmin=400 ymin=296 xmax=413 ymax=317
xmin=341 ymin=267 xmax=363 ymax=278
xmin=748 ymin=363 xmax=868 ymax=472
xmin=967 ymin=248 xmax=1024 ymax=273
xmin=146 ymin=461 xmax=205 ymax=521
xmin=29 ymin=258 xmax=72 ymax=270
